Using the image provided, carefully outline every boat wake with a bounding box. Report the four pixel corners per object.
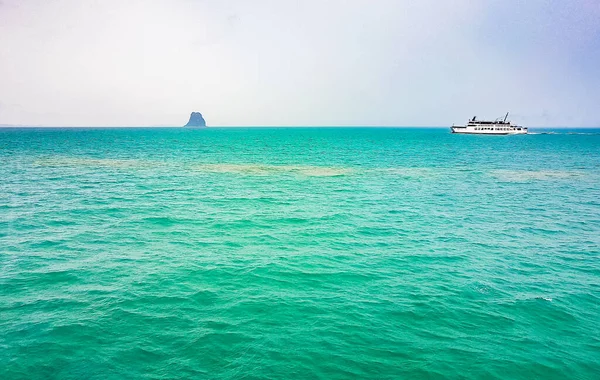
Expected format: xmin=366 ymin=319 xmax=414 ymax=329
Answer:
xmin=529 ymin=132 xmax=600 ymax=135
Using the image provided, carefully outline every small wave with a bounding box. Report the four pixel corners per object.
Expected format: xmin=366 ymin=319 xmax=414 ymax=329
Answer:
xmin=194 ymin=163 xmax=353 ymax=177
xmin=490 ymin=169 xmax=584 ymax=181
xmin=142 ymin=216 xmax=181 ymax=226
xmin=34 ymin=157 xmax=153 ymax=168
xmin=375 ymin=167 xmax=435 ymax=178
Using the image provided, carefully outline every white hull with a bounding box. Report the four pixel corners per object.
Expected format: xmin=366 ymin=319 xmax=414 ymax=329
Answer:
xmin=451 ymin=125 xmax=527 ymax=135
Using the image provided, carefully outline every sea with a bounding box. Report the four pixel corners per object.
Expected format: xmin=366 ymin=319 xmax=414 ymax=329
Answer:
xmin=1 ymin=127 xmax=599 ymax=379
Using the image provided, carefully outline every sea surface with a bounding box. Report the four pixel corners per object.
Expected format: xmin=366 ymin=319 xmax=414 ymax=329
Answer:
xmin=1 ymin=127 xmax=599 ymax=379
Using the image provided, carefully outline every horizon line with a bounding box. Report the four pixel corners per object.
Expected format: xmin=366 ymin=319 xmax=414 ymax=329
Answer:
xmin=1 ymin=124 xmax=598 ymax=129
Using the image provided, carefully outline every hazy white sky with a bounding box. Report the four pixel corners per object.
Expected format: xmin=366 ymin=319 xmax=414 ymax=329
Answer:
xmin=0 ymin=0 xmax=599 ymax=126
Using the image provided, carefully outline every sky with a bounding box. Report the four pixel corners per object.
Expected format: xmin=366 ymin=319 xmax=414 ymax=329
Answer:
xmin=0 ymin=0 xmax=599 ymax=127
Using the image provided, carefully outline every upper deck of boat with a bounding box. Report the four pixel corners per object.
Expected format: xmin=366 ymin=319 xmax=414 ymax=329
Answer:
xmin=467 ymin=120 xmax=511 ymax=125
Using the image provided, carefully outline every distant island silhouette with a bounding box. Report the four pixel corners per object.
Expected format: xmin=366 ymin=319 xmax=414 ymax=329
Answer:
xmin=184 ymin=112 xmax=206 ymax=127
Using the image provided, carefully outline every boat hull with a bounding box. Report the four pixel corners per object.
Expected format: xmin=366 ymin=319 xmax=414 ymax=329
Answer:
xmin=451 ymin=126 xmax=527 ymax=135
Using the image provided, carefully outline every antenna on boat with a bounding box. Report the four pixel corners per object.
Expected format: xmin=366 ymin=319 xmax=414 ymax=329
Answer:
xmin=503 ymin=112 xmax=509 ymax=123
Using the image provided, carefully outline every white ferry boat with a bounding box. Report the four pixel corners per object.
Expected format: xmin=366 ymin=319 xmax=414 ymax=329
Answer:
xmin=451 ymin=113 xmax=527 ymax=135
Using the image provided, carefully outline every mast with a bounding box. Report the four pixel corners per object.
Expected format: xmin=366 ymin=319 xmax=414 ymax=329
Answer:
xmin=503 ymin=112 xmax=509 ymax=123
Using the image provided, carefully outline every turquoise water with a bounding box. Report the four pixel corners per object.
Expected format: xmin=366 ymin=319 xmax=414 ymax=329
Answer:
xmin=1 ymin=127 xmax=599 ymax=379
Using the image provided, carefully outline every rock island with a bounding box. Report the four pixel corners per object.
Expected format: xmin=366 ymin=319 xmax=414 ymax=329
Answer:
xmin=184 ymin=112 xmax=206 ymax=127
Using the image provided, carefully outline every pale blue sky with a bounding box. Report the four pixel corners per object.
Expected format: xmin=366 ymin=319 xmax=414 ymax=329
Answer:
xmin=0 ymin=0 xmax=598 ymax=127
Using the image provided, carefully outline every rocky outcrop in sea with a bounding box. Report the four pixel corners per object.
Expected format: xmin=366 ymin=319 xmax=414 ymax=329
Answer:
xmin=184 ymin=112 xmax=206 ymax=127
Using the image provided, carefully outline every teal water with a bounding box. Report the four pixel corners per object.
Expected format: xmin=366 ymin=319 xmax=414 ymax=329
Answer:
xmin=1 ymin=127 xmax=599 ymax=379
